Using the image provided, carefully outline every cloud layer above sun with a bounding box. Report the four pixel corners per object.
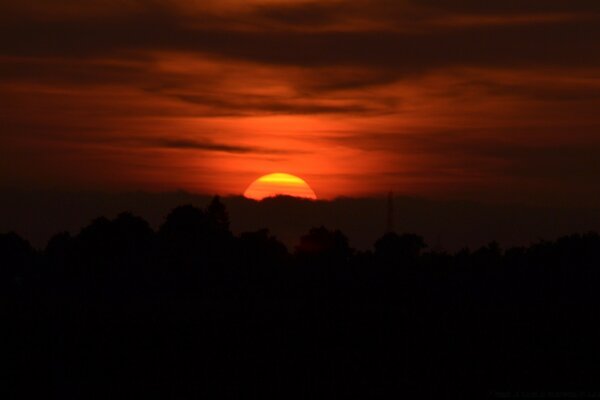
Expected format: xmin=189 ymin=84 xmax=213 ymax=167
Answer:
xmin=2 ymin=0 xmax=600 ymax=205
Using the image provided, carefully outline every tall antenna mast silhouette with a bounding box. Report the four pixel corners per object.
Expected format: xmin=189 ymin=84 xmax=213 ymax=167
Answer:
xmin=386 ymin=191 xmax=395 ymax=233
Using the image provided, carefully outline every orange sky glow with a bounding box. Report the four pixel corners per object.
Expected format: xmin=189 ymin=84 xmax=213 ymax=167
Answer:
xmin=2 ymin=1 xmax=600 ymax=206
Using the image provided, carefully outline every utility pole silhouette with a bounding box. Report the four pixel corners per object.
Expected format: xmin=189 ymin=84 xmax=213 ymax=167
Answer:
xmin=386 ymin=191 xmax=395 ymax=233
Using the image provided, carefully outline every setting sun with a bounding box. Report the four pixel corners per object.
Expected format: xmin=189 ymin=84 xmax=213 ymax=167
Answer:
xmin=243 ymin=173 xmax=317 ymax=200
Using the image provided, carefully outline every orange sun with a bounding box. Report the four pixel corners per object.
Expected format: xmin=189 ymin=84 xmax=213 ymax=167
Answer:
xmin=243 ymin=173 xmax=317 ymax=200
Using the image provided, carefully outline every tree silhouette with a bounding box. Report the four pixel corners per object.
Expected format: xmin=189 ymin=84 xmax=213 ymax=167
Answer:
xmin=295 ymin=226 xmax=353 ymax=263
xmin=0 ymin=232 xmax=34 ymax=284
xmin=374 ymin=232 xmax=426 ymax=264
xmin=2 ymin=200 xmax=600 ymax=398
xmin=206 ymin=195 xmax=230 ymax=232
xmin=238 ymin=229 xmax=288 ymax=267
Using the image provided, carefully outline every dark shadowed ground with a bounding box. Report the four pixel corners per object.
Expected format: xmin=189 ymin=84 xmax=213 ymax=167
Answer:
xmin=3 ymin=198 xmax=600 ymax=398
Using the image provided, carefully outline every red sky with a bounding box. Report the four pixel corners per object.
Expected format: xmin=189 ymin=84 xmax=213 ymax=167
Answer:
xmin=2 ymin=0 xmax=600 ymax=205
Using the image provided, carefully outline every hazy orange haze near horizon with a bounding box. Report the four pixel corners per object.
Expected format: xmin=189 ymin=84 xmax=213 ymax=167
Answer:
xmin=2 ymin=0 xmax=600 ymax=205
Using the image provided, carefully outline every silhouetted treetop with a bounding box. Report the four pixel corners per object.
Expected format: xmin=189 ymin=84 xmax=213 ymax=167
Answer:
xmin=159 ymin=205 xmax=208 ymax=240
xmin=238 ymin=229 xmax=289 ymax=265
xmin=207 ymin=195 xmax=230 ymax=232
xmin=295 ymin=226 xmax=353 ymax=263
xmin=374 ymin=232 xmax=426 ymax=264
xmin=157 ymin=198 xmax=234 ymax=265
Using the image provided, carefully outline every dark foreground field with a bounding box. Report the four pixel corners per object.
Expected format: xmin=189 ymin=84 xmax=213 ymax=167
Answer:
xmin=4 ymin=198 xmax=600 ymax=398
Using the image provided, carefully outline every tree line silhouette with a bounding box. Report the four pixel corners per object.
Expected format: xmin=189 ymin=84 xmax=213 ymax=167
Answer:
xmin=3 ymin=196 xmax=600 ymax=398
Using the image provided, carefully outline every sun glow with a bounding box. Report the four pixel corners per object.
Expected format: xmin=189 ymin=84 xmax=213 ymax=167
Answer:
xmin=243 ymin=173 xmax=317 ymax=200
